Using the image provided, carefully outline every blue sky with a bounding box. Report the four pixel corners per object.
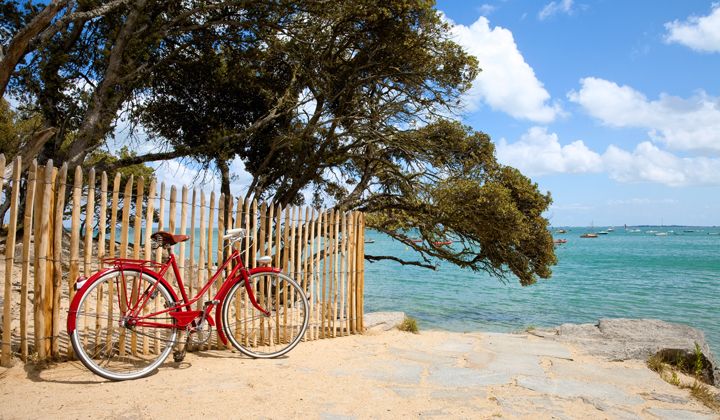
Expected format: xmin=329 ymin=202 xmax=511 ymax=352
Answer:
xmin=435 ymin=0 xmax=720 ymax=226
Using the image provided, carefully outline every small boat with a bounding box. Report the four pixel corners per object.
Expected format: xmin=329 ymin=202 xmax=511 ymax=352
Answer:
xmin=364 ymin=239 xmax=375 ymax=244
xmin=597 ymin=231 xmax=609 ymax=235
xmin=555 ymin=229 xmax=567 ymax=234
xmin=607 ymin=227 xmax=614 ymax=232
xmin=553 ymin=239 xmax=567 ymax=244
xmin=580 ymin=233 xmax=598 ymax=238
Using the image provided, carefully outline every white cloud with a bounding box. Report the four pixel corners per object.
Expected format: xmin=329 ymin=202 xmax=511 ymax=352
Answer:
xmin=449 ymin=16 xmax=562 ymax=123
xmin=664 ymin=4 xmax=720 ymax=53
xmin=496 ymin=127 xmax=720 ymax=186
xmin=568 ymin=77 xmax=720 ymax=154
xmin=603 ymin=142 xmax=720 ymax=187
xmin=538 ymin=0 xmax=574 ymax=20
xmin=477 ymin=4 xmax=496 ymax=16
xmin=496 ymin=126 xmax=602 ymax=176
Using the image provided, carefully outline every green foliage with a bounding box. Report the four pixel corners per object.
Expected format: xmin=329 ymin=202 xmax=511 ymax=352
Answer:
xmin=694 ymin=342 xmax=704 ymax=379
xmin=0 ymin=98 xmax=43 ymax=159
xmin=397 ymin=317 xmax=419 ymax=334
xmin=86 ymin=146 xmax=155 ymax=185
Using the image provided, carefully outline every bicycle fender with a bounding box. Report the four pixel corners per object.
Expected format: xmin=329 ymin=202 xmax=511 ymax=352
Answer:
xmin=66 ymin=266 xmax=181 ymax=333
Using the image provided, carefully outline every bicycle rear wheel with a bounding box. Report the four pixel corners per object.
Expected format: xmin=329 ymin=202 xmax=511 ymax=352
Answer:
xmin=222 ymin=272 xmax=309 ymax=358
xmin=69 ymin=269 xmax=177 ymax=380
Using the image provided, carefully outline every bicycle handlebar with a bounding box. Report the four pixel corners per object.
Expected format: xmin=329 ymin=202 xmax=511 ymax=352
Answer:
xmin=223 ymin=228 xmax=246 ymax=240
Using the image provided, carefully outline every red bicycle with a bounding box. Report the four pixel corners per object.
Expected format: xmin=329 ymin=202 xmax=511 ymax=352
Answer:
xmin=67 ymin=228 xmax=309 ymax=381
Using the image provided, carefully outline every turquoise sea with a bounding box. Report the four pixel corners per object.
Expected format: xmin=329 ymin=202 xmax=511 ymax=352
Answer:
xmin=363 ymin=227 xmax=720 ymax=356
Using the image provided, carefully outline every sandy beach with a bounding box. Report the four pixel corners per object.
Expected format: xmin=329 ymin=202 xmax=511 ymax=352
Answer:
xmin=0 ymin=327 xmax=717 ymax=419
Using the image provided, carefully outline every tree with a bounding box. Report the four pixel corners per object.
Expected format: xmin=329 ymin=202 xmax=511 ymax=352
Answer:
xmin=2 ymin=0 xmax=557 ymax=285
xmin=134 ymin=0 xmax=556 ymax=285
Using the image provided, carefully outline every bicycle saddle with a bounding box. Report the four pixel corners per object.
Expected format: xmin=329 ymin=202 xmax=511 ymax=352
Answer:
xmin=151 ymin=231 xmax=189 ymax=247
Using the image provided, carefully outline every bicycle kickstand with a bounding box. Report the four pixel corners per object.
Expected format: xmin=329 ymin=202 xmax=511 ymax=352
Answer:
xmin=173 ymin=330 xmax=191 ymax=363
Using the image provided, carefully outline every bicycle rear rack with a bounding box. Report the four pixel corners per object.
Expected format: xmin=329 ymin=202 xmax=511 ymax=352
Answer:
xmin=102 ymin=258 xmax=164 ymax=270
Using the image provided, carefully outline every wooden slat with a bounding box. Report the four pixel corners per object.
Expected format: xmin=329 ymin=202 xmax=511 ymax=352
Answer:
xmin=153 ymin=183 xmax=166 ymax=354
xmin=234 ymin=197 xmax=244 ymax=346
xmin=1 ymin=157 xmax=21 ymax=366
xmin=257 ymin=202 xmax=268 ymax=343
xmin=34 ymin=161 xmax=53 ymax=359
xmin=320 ymin=210 xmax=328 ymax=338
xmin=19 ymin=160 xmax=37 ymax=361
xmin=197 ymin=191 xmax=206 ymax=312
xmin=216 ymin=194 xmax=225 ymax=349
xmin=349 ymin=212 xmax=357 ymax=333
xmin=117 ymin=175 xmax=133 ymax=356
xmin=50 ymin=164 xmax=67 ymax=357
xmin=108 ymin=174 xmax=121 ymax=259
xmin=67 ymin=166 xmax=82 ymax=353
xmin=85 ymin=169 xmax=99 ymax=361
xmin=178 ymin=186 xmax=188 ymax=292
xmin=356 ymin=213 xmax=365 ymax=333
xmin=97 ymin=172 xmax=108 ymax=265
xmin=32 ymin=163 xmax=42 ymax=357
xmin=308 ymin=208 xmax=317 ymax=340
xmin=290 ymin=206 xmax=298 ymax=341
xmin=302 ymin=207 xmax=310 ymax=340
xmin=207 ymin=191 xmax=215 ymax=307
xmin=188 ymin=189 xmax=197 ymax=300
xmin=119 ymin=175 xmax=133 ymax=258
xmin=168 ymin=186 xmax=177 ymax=291
xmin=133 ymin=177 xmax=144 ymax=260
xmin=340 ymin=211 xmax=348 ymax=336
xmin=144 ymin=180 xmax=156 ymax=262
xmin=243 ymin=198 xmax=254 ymax=347
xmin=142 ymin=179 xmax=156 ymax=355
xmin=83 ymin=169 xmax=96 ymax=278
xmin=95 ymin=172 xmax=109 ymax=356
xmin=44 ymin=166 xmax=57 ymax=358
xmin=155 ymin=183 xmax=166 ymax=264
xmin=131 ymin=177 xmax=144 ymax=355
xmin=332 ymin=210 xmax=340 ymax=337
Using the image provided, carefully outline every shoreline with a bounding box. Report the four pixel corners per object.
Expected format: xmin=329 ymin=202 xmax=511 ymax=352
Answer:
xmin=1 ymin=320 xmax=718 ymax=418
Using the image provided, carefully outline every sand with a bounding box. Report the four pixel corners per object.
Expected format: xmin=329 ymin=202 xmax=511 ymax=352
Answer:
xmin=0 ymin=328 xmax=717 ymax=419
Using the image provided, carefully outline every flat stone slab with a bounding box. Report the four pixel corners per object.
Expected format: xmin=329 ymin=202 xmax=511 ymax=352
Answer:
xmin=517 ymin=376 xmax=646 ymax=407
xmin=536 ymin=318 xmax=720 ymax=384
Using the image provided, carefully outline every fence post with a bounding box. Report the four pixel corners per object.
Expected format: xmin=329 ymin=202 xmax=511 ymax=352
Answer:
xmin=34 ymin=161 xmax=54 ymax=360
xmin=50 ymin=163 xmax=67 ymax=357
xmin=67 ymin=166 xmax=82 ymax=359
xmin=1 ymin=157 xmax=21 ymax=366
xmin=19 ymin=160 xmax=37 ymax=361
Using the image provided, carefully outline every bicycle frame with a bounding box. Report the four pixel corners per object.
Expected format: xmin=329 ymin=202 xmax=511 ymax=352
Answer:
xmin=67 ymin=247 xmax=282 ymax=346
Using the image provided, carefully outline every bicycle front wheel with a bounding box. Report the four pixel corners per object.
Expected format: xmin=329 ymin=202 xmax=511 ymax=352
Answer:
xmin=69 ymin=269 xmax=178 ymax=380
xmin=222 ymin=272 xmax=309 ymax=358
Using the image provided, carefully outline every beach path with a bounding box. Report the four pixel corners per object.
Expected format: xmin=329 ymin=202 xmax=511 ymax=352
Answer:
xmin=0 ymin=330 xmax=716 ymax=419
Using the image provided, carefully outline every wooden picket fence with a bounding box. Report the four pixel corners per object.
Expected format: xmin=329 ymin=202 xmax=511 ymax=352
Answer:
xmin=0 ymin=154 xmax=365 ymax=366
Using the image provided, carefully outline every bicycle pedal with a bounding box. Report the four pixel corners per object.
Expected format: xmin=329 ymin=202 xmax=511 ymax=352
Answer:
xmin=173 ymin=350 xmax=186 ymax=363
xmin=204 ymin=300 xmax=220 ymax=306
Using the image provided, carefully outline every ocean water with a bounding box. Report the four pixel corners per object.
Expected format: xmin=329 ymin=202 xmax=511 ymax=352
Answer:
xmin=363 ymin=227 xmax=720 ymax=356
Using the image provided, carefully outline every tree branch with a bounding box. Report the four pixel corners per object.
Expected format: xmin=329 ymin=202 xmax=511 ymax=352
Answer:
xmin=365 ymin=254 xmax=436 ymax=270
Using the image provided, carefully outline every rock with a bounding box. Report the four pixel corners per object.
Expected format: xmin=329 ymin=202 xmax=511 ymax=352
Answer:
xmin=538 ymin=318 xmax=720 ymax=385
xmin=363 ymin=311 xmax=406 ymax=331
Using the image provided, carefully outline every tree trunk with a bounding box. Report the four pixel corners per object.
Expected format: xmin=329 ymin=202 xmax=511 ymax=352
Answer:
xmin=64 ymin=0 xmax=147 ymax=171
xmin=0 ymin=0 xmax=68 ymax=96
xmin=217 ymin=157 xmax=233 ymax=225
